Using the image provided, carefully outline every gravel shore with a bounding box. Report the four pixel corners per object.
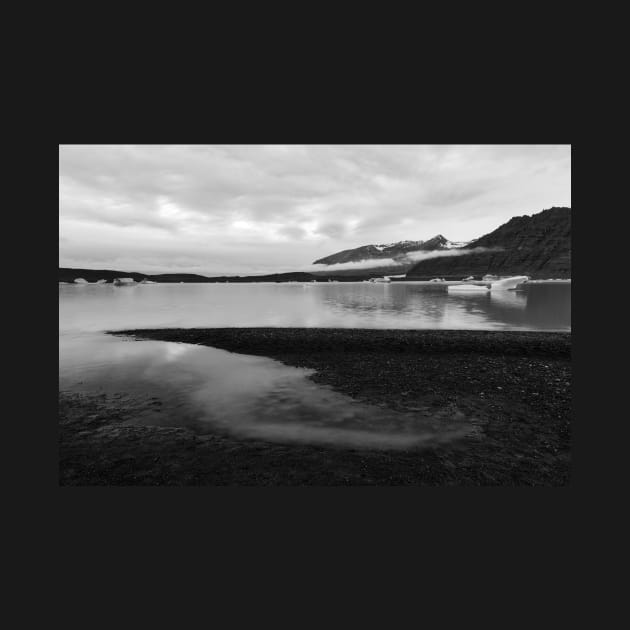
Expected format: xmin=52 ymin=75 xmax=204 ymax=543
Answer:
xmin=59 ymin=328 xmax=571 ymax=486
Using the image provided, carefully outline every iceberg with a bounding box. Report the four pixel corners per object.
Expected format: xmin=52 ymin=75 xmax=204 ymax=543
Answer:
xmin=447 ymin=275 xmax=529 ymax=294
xmin=490 ymin=276 xmax=530 ymax=291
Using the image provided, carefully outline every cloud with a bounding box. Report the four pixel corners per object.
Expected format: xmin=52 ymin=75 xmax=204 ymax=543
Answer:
xmin=59 ymin=145 xmax=570 ymax=275
xmin=315 ymin=222 xmax=351 ymax=239
xmin=304 ymin=247 xmax=503 ymax=273
xmin=277 ymin=225 xmax=308 ymax=240
xmin=404 ymin=247 xmax=502 ymax=262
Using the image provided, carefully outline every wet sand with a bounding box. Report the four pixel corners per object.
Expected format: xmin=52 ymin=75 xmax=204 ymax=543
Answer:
xmin=59 ymin=329 xmax=571 ymax=486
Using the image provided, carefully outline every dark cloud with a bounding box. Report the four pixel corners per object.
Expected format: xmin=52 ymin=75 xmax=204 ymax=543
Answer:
xmin=277 ymin=225 xmax=309 ymax=240
xmin=426 ymin=189 xmax=482 ymax=208
xmin=315 ymin=222 xmax=351 ymax=239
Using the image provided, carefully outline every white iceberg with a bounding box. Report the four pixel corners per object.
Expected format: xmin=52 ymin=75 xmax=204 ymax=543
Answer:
xmin=490 ymin=276 xmax=530 ymax=290
xmin=447 ymin=275 xmax=529 ymax=294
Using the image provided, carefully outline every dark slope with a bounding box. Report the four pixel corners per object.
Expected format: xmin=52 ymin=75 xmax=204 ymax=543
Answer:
xmin=313 ymin=235 xmax=460 ymax=266
xmin=59 ymin=268 xmax=364 ymax=283
xmin=59 ymin=268 xmax=213 ymax=283
xmin=406 ymin=207 xmax=571 ymax=279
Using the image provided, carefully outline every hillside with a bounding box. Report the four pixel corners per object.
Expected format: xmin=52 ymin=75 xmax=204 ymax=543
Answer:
xmin=59 ymin=208 xmax=571 ymax=283
xmin=59 ymin=268 xmax=355 ymax=283
xmin=406 ymin=207 xmax=571 ymax=279
xmin=58 ymin=268 xmax=212 ymax=283
xmin=313 ymin=235 xmax=466 ymax=266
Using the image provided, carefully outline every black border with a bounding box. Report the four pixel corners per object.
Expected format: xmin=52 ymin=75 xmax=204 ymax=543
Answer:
xmin=46 ymin=66 xmax=582 ymax=584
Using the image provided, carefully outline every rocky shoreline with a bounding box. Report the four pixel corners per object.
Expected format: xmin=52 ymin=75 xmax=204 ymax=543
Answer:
xmin=59 ymin=329 xmax=571 ymax=486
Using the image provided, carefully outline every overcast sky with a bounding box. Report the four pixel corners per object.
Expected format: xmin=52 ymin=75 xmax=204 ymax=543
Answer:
xmin=59 ymin=145 xmax=571 ymax=275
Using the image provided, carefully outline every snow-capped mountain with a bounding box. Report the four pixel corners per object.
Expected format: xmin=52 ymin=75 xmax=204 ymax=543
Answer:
xmin=312 ymin=235 xmax=468 ymax=266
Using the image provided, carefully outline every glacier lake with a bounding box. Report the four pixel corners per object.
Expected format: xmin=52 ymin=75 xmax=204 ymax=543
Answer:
xmin=59 ymin=281 xmax=570 ymax=449
xmin=59 ymin=280 xmax=570 ymax=333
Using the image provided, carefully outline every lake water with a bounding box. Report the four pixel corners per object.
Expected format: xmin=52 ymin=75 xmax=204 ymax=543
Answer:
xmin=59 ymin=281 xmax=570 ymax=333
xmin=59 ymin=281 xmax=570 ymax=449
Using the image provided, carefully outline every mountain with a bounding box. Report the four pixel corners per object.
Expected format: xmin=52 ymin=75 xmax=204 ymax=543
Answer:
xmin=58 ymin=268 xmax=213 ymax=283
xmin=406 ymin=207 xmax=571 ymax=279
xmin=59 ymin=268 xmax=368 ymax=283
xmin=313 ymin=235 xmax=467 ymax=266
xmin=59 ymin=208 xmax=571 ymax=284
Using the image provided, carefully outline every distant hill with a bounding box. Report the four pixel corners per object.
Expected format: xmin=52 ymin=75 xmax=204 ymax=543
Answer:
xmin=406 ymin=207 xmax=571 ymax=279
xmin=59 ymin=268 xmax=361 ymax=283
xmin=59 ymin=268 xmax=212 ymax=283
xmin=313 ymin=235 xmax=467 ymax=266
xmin=59 ymin=208 xmax=571 ymax=284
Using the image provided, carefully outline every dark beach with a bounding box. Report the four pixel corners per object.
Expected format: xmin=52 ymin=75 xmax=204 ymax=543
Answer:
xmin=59 ymin=328 xmax=571 ymax=486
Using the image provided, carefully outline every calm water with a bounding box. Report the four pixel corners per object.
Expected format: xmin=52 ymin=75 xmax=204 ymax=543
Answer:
xmin=59 ymin=281 xmax=570 ymax=448
xmin=60 ymin=332 xmax=477 ymax=448
xmin=59 ymin=281 xmax=570 ymax=333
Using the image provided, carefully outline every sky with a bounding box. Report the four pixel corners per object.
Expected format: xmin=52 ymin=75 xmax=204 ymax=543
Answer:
xmin=59 ymin=145 xmax=571 ymax=276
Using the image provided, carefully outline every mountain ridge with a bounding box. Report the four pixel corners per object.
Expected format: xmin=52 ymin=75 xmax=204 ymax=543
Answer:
xmin=59 ymin=207 xmax=571 ymax=283
xmin=407 ymin=207 xmax=571 ymax=279
xmin=313 ymin=234 xmax=468 ymax=266
xmin=59 ymin=268 xmax=379 ymax=283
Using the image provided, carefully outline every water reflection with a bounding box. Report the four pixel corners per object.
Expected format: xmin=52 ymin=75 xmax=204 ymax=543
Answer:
xmin=315 ymin=283 xmax=569 ymax=331
xmin=59 ymin=281 xmax=571 ymax=332
xmin=59 ymin=282 xmax=569 ymax=448
xmin=443 ymin=285 xmax=570 ymax=330
xmin=59 ymin=332 xmax=476 ymax=449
